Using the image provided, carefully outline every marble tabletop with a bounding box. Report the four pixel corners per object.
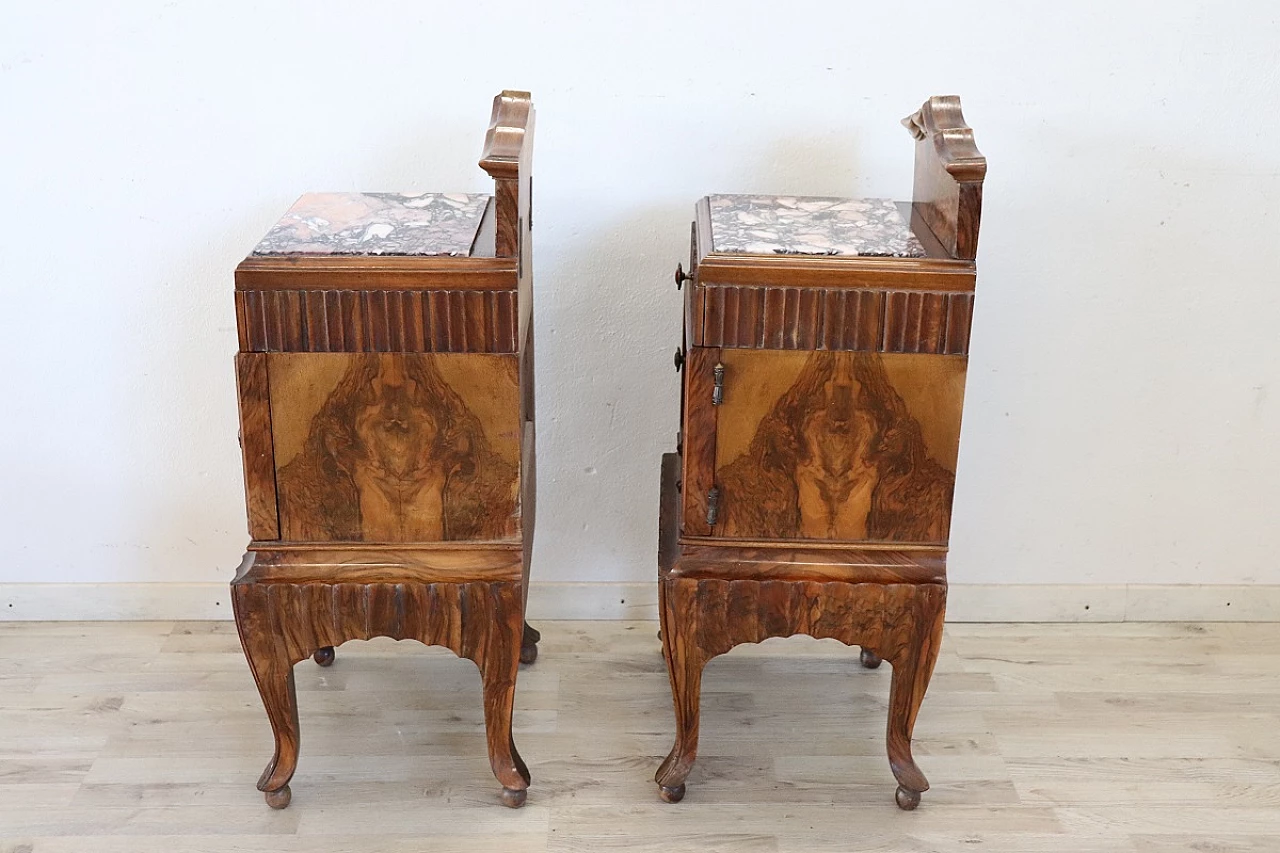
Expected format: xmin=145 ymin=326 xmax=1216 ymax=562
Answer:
xmin=707 ymin=194 xmax=925 ymax=258
xmin=252 ymin=192 xmax=490 ymax=257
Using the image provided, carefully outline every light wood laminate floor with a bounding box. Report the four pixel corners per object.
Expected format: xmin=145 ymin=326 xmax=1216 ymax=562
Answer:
xmin=1 ymin=620 xmax=1278 ymax=852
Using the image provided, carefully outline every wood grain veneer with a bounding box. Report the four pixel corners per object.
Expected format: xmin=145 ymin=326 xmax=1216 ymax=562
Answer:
xmin=710 ymin=350 xmax=965 ymax=545
xmin=266 ymin=353 xmax=521 ymax=544
xmin=235 ymin=353 xmax=279 ymax=541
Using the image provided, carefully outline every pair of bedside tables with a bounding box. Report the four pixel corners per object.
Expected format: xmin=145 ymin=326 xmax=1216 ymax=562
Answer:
xmin=229 ymin=91 xmax=986 ymax=811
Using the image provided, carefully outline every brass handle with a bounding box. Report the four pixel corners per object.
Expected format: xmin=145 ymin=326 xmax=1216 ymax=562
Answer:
xmin=706 ymin=486 xmax=721 ymax=527
xmin=674 ymin=262 xmax=693 ymax=291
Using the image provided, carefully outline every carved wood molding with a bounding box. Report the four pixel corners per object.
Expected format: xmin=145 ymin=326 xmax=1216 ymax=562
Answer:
xmin=693 ymin=285 xmax=973 ymax=354
xmin=902 ymin=96 xmax=986 ymax=182
xmin=659 ymin=575 xmax=946 ymax=663
xmin=235 ymin=289 xmax=519 ymax=353
xmin=479 ymin=91 xmax=533 ymax=259
xmin=883 ymin=290 xmax=973 ymax=355
xmin=670 ymin=545 xmax=946 ymax=584
xmin=233 ymin=255 xmax=517 ymax=291
xmin=232 ymin=575 xmax=523 ymax=668
xmin=903 ymin=95 xmax=986 ymax=261
xmin=479 ymin=90 xmax=532 ymax=180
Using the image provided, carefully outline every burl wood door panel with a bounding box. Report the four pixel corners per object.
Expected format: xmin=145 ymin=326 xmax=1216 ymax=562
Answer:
xmin=267 ymin=353 xmax=521 ymax=543
xmin=711 ymin=350 xmax=966 ymax=545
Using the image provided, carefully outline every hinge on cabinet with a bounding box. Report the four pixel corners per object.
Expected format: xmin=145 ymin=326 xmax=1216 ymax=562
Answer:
xmin=706 ymin=486 xmax=721 ymax=527
xmin=711 ymin=362 xmax=725 ymax=405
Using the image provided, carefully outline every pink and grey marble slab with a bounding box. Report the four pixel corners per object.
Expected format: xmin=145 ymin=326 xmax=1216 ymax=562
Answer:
xmin=252 ymin=192 xmax=490 ymax=257
xmin=707 ymin=194 xmax=925 ymax=258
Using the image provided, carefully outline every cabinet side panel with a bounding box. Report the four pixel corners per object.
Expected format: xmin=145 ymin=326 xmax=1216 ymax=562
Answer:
xmin=235 ymin=352 xmax=280 ymax=540
xmin=714 ymin=350 xmax=966 ymax=545
xmin=268 ymin=353 xmax=521 ymax=543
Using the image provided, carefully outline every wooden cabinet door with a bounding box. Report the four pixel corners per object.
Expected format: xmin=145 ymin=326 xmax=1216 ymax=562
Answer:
xmin=698 ymin=349 xmax=966 ymax=546
xmin=266 ymin=353 xmax=521 ymax=544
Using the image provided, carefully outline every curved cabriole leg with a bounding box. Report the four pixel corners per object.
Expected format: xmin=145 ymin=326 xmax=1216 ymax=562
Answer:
xmin=884 ymin=585 xmax=946 ymax=810
xmin=520 ymin=622 xmax=541 ymax=665
xmin=248 ymin=661 xmax=299 ymax=808
xmin=313 ymin=646 xmax=335 ymax=667
xmin=478 ymin=586 xmax=531 ymax=808
xmin=233 ymin=588 xmax=301 ymax=810
xmin=655 ymin=581 xmax=704 ymax=804
xmin=859 ymin=647 xmax=882 ymax=669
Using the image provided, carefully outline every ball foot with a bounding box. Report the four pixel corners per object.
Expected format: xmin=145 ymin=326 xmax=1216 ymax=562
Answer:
xmin=859 ymin=648 xmax=882 ymax=669
xmin=658 ymin=783 xmax=686 ymax=804
xmin=313 ymin=647 xmax=335 ymax=667
xmin=895 ymin=785 xmax=921 ymax=811
xmin=520 ymin=643 xmax=538 ymax=665
xmin=264 ymin=785 xmax=291 ymax=809
xmin=501 ymin=787 xmax=528 ymax=808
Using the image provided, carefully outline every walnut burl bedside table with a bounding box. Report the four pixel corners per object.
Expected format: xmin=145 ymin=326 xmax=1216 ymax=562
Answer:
xmin=655 ymin=96 xmax=987 ymax=810
xmin=229 ymin=91 xmax=539 ymax=809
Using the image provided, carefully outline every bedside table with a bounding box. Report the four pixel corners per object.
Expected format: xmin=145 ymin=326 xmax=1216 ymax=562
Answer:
xmin=229 ymin=91 xmax=538 ymax=809
xmin=655 ymin=96 xmax=986 ymax=809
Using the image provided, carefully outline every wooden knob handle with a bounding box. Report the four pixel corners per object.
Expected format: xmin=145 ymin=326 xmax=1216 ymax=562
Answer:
xmin=674 ymin=262 xmax=693 ymax=290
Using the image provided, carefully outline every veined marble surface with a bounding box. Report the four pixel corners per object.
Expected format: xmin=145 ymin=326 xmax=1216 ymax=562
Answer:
xmin=708 ymin=194 xmax=925 ymax=258
xmin=252 ymin=193 xmax=490 ymax=256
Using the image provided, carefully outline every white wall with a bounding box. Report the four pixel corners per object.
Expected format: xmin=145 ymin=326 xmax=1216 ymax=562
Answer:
xmin=3 ymin=1 xmax=1279 ymax=597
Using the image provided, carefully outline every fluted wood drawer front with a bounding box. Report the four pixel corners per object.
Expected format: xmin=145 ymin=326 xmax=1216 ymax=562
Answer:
xmin=691 ymin=284 xmax=973 ymax=354
xmin=693 ymin=349 xmax=966 ymax=546
xmin=265 ymin=352 xmax=521 ymax=544
xmin=235 ymin=288 xmax=519 ymax=353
